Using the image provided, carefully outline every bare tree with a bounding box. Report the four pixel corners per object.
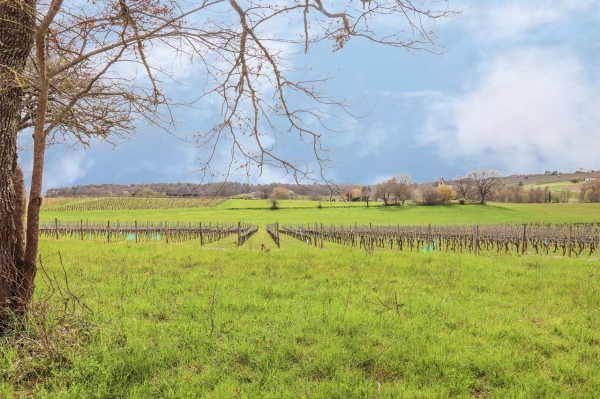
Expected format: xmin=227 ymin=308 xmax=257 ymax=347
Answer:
xmin=467 ymin=169 xmax=502 ymax=205
xmin=391 ymin=173 xmax=413 ymax=205
xmin=453 ymin=175 xmax=473 ymax=200
xmin=375 ymin=179 xmax=395 ymax=206
xmin=421 ymin=186 xmax=439 ymax=205
xmin=1 ymin=0 xmax=460 ymax=329
xmin=361 ymin=185 xmax=372 ymax=207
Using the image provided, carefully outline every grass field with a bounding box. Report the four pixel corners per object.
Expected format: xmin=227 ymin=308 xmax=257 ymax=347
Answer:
xmin=40 ymin=200 xmax=600 ymax=226
xmin=3 ymin=200 xmax=600 ymax=397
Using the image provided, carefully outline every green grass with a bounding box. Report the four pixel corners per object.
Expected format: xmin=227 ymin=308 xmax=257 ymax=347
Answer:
xmin=3 ymin=202 xmax=600 ymax=397
xmin=40 ymin=199 xmax=600 ymax=226
xmin=524 ymin=180 xmax=585 ymax=192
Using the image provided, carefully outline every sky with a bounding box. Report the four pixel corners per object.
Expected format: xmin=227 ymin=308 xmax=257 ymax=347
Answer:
xmin=21 ymin=0 xmax=600 ymax=190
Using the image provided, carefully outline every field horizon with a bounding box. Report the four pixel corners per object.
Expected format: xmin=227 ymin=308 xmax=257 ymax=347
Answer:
xmin=3 ymin=200 xmax=600 ymax=397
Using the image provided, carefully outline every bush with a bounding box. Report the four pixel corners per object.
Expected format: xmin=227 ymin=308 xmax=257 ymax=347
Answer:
xmin=459 ymin=199 xmax=465 ymax=205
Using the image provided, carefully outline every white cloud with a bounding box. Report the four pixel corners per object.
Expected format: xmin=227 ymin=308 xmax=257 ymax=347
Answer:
xmin=461 ymin=0 xmax=597 ymax=39
xmin=44 ymin=152 xmax=93 ymax=189
xmin=419 ymin=47 xmax=600 ymax=173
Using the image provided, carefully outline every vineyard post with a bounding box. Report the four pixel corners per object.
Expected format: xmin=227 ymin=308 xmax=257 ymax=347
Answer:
xmin=276 ymin=221 xmax=280 ymax=248
xmin=135 ymin=220 xmax=138 ymax=243
xmin=107 ymin=221 xmax=110 ymax=243
xmin=472 ymin=224 xmax=478 ymax=255
xmin=237 ymin=221 xmax=241 ymax=246
xmin=314 ymin=222 xmax=318 ymax=247
xmin=428 ymin=224 xmax=432 ymax=250
xmin=522 ymin=224 xmax=527 ymax=255
xmin=165 ymin=222 xmax=169 ymax=243
xmin=320 ymin=223 xmax=324 ymax=249
xmin=55 ymin=218 xmax=59 ymax=240
xmin=568 ymin=225 xmax=572 ymax=258
xmin=200 ymin=222 xmax=203 ymax=246
xmin=80 ymin=219 xmax=83 ymax=241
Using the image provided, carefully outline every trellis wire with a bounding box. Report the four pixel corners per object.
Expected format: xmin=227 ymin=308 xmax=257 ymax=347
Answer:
xmin=40 ymin=219 xmax=258 ymax=246
xmin=274 ymin=222 xmax=600 ymax=257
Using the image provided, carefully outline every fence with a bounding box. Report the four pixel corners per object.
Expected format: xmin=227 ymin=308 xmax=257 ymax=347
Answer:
xmin=274 ymin=222 xmax=600 ymax=257
xmin=39 ymin=219 xmax=258 ymax=246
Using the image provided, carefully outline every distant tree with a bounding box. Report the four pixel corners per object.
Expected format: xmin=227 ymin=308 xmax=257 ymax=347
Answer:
xmin=391 ymin=182 xmax=412 ymax=206
xmin=388 ymin=174 xmax=413 ymax=206
xmin=136 ymin=189 xmax=165 ymax=198
xmin=375 ymin=180 xmax=395 ymax=206
xmin=436 ymin=185 xmax=456 ymax=204
xmin=453 ymin=175 xmax=473 ymax=200
xmin=393 ymin=173 xmax=413 ymax=185
xmin=270 ymin=187 xmax=290 ymax=201
xmin=578 ymin=178 xmax=600 ymax=203
xmin=421 ymin=187 xmax=439 ymax=205
xmin=467 ymin=169 xmax=502 ymax=205
xmin=342 ymin=187 xmax=361 ymax=202
xmin=557 ymin=190 xmax=571 ymax=203
xmin=528 ymin=187 xmax=544 ymax=203
xmin=361 ymin=186 xmax=372 ymax=207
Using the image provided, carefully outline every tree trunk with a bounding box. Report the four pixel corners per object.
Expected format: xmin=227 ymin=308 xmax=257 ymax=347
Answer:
xmin=0 ymin=0 xmax=36 ymax=330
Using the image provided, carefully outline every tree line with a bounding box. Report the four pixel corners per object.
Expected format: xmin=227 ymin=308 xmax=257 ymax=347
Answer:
xmin=45 ymin=182 xmax=354 ymax=199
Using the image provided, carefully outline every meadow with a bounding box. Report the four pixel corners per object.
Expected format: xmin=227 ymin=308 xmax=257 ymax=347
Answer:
xmin=2 ymin=200 xmax=600 ymax=398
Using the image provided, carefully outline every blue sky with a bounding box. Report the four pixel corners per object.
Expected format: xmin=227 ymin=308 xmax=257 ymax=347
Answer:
xmin=24 ymin=0 xmax=600 ymax=190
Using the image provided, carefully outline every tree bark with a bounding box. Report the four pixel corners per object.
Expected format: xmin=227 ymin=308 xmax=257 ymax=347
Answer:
xmin=0 ymin=0 xmax=36 ymax=329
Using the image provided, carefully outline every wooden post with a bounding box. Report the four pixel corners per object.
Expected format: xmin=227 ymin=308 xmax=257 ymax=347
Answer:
xmin=522 ymin=224 xmax=527 ymax=255
xmin=80 ymin=219 xmax=83 ymax=240
xmin=567 ymin=225 xmax=572 ymax=258
xmin=107 ymin=220 xmax=110 ymax=243
xmin=238 ymin=221 xmax=241 ymax=246
xmin=320 ymin=223 xmax=324 ymax=249
xmin=55 ymin=218 xmax=59 ymax=240
xmin=135 ymin=220 xmax=138 ymax=243
xmin=428 ymin=224 xmax=432 ymax=249
xmin=473 ymin=224 xmax=478 ymax=255
xmin=200 ymin=222 xmax=204 ymax=246
xmin=276 ymin=221 xmax=280 ymax=248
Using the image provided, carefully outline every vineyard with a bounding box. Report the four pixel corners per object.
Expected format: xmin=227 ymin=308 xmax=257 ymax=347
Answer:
xmin=39 ymin=219 xmax=257 ymax=246
xmin=276 ymin=222 xmax=600 ymax=257
xmin=41 ymin=197 xmax=226 ymax=212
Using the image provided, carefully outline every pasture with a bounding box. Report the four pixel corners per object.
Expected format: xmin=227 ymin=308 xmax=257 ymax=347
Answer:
xmin=2 ymin=200 xmax=600 ymax=398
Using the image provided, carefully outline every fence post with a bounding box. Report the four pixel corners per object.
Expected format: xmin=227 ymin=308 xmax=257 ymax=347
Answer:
xmin=200 ymin=222 xmax=203 ymax=246
xmin=522 ymin=224 xmax=527 ymax=255
xmin=135 ymin=220 xmax=138 ymax=243
xmin=320 ymin=223 xmax=324 ymax=249
xmin=80 ymin=219 xmax=83 ymax=241
xmin=238 ymin=221 xmax=241 ymax=246
xmin=428 ymin=224 xmax=432 ymax=249
xmin=568 ymin=225 xmax=572 ymax=258
xmin=276 ymin=221 xmax=280 ymax=248
xmin=472 ymin=224 xmax=478 ymax=255
xmin=107 ymin=220 xmax=110 ymax=243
